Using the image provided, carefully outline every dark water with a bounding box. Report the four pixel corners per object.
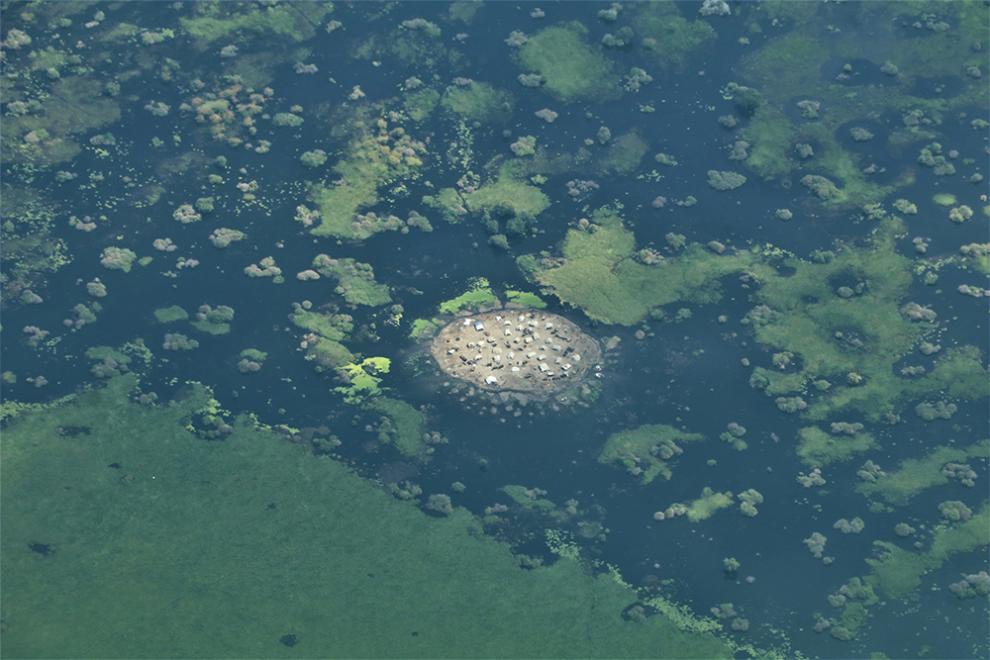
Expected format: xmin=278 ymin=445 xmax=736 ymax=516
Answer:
xmin=2 ymin=1 xmax=988 ymax=658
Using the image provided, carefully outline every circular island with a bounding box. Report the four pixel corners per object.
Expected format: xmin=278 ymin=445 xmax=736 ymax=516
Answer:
xmin=430 ymin=310 xmax=602 ymax=398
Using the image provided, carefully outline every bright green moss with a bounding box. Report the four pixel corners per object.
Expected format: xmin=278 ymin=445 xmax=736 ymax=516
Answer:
xmin=0 ymin=377 xmax=736 ymax=657
xmin=335 ymin=357 xmax=391 ymax=402
xmin=517 ymin=23 xmax=620 ymax=102
xmin=856 ymin=441 xmax=990 ymax=506
xmin=599 ymin=424 xmax=704 ymax=484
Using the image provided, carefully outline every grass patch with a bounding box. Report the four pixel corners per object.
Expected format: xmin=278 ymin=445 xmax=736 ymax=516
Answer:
xmin=0 ymin=377 xmax=736 ymax=657
xmin=599 ymin=424 xmax=704 ymax=484
xmin=517 ymin=23 xmax=620 ymax=102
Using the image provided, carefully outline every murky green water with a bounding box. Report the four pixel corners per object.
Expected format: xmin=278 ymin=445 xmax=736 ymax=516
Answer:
xmin=2 ymin=2 xmax=988 ymax=658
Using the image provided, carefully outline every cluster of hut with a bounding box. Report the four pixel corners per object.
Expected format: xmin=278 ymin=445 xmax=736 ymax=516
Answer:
xmin=431 ymin=310 xmax=601 ymax=396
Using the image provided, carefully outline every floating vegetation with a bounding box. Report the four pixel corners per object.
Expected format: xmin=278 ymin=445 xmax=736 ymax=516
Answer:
xmin=599 ymin=424 xmax=704 ymax=484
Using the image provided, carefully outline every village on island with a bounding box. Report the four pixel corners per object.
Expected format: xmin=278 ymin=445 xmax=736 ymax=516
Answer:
xmin=430 ymin=310 xmax=602 ymax=398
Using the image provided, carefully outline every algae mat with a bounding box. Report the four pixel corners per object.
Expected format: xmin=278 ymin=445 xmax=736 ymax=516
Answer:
xmin=0 ymin=377 xmax=732 ymax=658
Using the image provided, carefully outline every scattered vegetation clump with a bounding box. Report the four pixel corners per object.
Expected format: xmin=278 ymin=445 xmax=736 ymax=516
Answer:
xmin=824 ymin=506 xmax=990 ymax=639
xmin=312 ymin=254 xmax=391 ymax=307
xmin=655 ymin=487 xmax=734 ymax=523
xmin=364 ymin=396 xmax=428 ymax=458
xmin=100 ymin=247 xmax=138 ymax=273
xmin=179 ymin=2 xmax=330 ymax=46
xmin=746 ymin=218 xmax=989 ymax=422
xmin=599 ymin=424 xmax=704 ymax=484
xmin=335 ymin=357 xmax=392 ymax=402
xmin=598 ymin=131 xmax=648 ymax=175
xmin=191 ymin=305 xmax=235 ymax=335
xmin=437 ymin=278 xmax=498 ymax=315
xmin=153 ymin=305 xmax=189 ymax=324
xmin=0 ymin=77 xmax=121 ymax=167
xmin=516 ymin=23 xmax=620 ymax=102
xmin=796 ymin=426 xmax=877 ymax=467
xmin=440 ymin=82 xmax=514 ymax=123
xmin=529 ymin=207 xmax=767 ymax=325
xmin=209 ymin=228 xmax=246 ymax=248
xmin=0 ymin=186 xmax=69 ymax=304
xmin=237 ymin=348 xmax=267 ymax=374
xmin=856 ymin=441 xmax=989 ymax=506
xmin=462 ymin=167 xmax=550 ymax=222
xmin=309 ymin=114 xmax=427 ymax=240
xmin=629 ymin=3 xmax=716 ymax=70
xmin=163 ymin=333 xmax=199 ymax=351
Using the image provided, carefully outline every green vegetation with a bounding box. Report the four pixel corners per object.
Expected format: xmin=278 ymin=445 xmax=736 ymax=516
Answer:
xmin=599 ymin=131 xmax=649 ymax=175
xmin=685 ymin=488 xmax=735 ymax=523
xmin=516 ymin=23 xmax=620 ymax=102
xmin=289 ymin=307 xmax=355 ymax=369
xmin=599 ymin=424 xmax=704 ymax=484
xmin=0 ymin=77 xmax=121 ymax=167
xmin=365 ymin=396 xmax=428 ymax=458
xmin=153 ymin=305 xmax=189 ymax=324
xmin=440 ymin=82 xmax=514 ymax=123
xmin=1 ymin=377 xmax=735 ymax=657
xmin=437 ymin=278 xmax=497 ymax=315
xmin=403 ymin=88 xmax=441 ymax=122
xmin=748 ymin=218 xmax=989 ymax=421
xmin=0 ymin=186 xmax=69 ymax=303
xmin=531 ymin=208 xmax=766 ymax=325
xmin=630 ymin=4 xmax=716 ymax=70
xmin=335 ymin=357 xmax=391 ymax=402
xmin=464 ymin=169 xmax=550 ymax=220
xmin=857 ymin=441 xmax=990 ymax=506
xmin=827 ymin=506 xmax=990 ymax=639
xmin=190 ymin=305 xmax=234 ymax=336
xmin=796 ymin=426 xmax=877 ymax=467
xmin=505 ymin=290 xmax=547 ymax=309
xmin=735 ymin=3 xmax=989 ymax=207
xmin=410 ymin=318 xmax=441 ymax=339
xmin=180 ymin=2 xmax=330 ymax=45
xmin=312 ymin=255 xmax=391 ymax=307
xmin=309 ymin=116 xmax=426 ymax=240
